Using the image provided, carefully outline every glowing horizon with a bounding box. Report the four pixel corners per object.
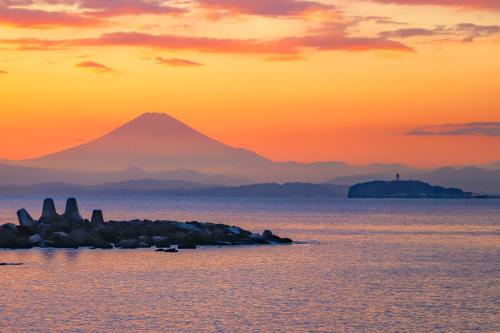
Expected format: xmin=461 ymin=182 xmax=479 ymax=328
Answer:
xmin=0 ymin=0 xmax=499 ymax=167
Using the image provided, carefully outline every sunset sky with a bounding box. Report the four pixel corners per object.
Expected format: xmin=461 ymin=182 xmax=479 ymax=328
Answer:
xmin=0 ymin=0 xmax=499 ymax=167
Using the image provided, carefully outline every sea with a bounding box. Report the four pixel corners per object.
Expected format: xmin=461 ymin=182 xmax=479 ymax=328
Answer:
xmin=0 ymin=195 xmax=499 ymax=333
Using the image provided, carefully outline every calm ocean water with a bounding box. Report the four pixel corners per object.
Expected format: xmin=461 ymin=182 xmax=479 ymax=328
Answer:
xmin=0 ymin=196 xmax=499 ymax=333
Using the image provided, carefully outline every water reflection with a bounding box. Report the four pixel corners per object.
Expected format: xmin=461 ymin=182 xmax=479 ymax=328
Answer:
xmin=0 ymin=197 xmax=499 ymax=332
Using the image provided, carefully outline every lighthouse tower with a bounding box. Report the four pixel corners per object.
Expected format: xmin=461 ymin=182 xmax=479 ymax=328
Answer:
xmin=396 ymin=173 xmax=401 ymax=181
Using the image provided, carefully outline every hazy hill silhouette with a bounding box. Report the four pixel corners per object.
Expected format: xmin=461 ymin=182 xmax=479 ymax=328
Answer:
xmin=22 ymin=113 xmax=269 ymax=173
xmin=16 ymin=112 xmax=421 ymax=182
xmin=0 ymin=163 xmax=249 ymax=186
xmin=0 ymin=181 xmax=349 ymax=198
xmin=3 ymin=112 xmax=498 ymax=192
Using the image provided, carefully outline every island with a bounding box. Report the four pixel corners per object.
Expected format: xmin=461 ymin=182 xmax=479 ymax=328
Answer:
xmin=348 ymin=179 xmax=472 ymax=199
xmin=0 ymin=198 xmax=292 ymax=250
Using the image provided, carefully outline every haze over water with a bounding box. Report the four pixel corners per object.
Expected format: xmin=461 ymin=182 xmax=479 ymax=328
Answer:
xmin=1 ymin=196 xmax=499 ymax=332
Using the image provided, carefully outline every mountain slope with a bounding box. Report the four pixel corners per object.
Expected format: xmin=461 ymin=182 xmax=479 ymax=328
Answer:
xmin=22 ymin=113 xmax=269 ymax=172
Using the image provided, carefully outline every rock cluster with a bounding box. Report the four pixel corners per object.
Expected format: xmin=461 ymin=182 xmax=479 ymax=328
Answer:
xmin=0 ymin=198 xmax=293 ymax=250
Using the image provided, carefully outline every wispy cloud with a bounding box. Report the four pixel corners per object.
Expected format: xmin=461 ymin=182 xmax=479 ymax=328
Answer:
xmin=156 ymin=56 xmax=203 ymax=66
xmin=0 ymin=0 xmax=186 ymax=28
xmin=195 ymin=0 xmax=337 ymax=18
xmin=407 ymin=122 xmax=500 ymax=136
xmin=380 ymin=28 xmax=437 ymax=38
xmin=73 ymin=0 xmax=186 ymax=17
xmin=0 ymin=30 xmax=412 ymax=54
xmin=357 ymin=16 xmax=407 ymax=25
xmin=365 ymin=0 xmax=500 ymax=10
xmin=0 ymin=70 xmax=8 ymax=74
xmin=75 ymin=61 xmax=116 ymax=73
xmin=264 ymin=55 xmax=306 ymax=62
xmin=0 ymin=4 xmax=102 ymax=28
xmin=380 ymin=23 xmax=500 ymax=42
xmin=456 ymin=23 xmax=500 ymax=41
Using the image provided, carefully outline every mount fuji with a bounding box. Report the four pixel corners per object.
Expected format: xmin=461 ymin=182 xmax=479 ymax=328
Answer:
xmin=22 ymin=113 xmax=270 ymax=173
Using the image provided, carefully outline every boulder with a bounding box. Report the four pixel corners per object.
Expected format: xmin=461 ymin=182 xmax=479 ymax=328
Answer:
xmin=209 ymin=228 xmax=226 ymax=242
xmin=67 ymin=229 xmax=87 ymax=246
xmin=138 ymin=235 xmax=151 ymax=244
xmin=63 ymin=198 xmax=83 ymax=223
xmin=249 ymin=233 xmax=269 ymax=244
xmin=262 ymin=230 xmax=273 ymax=239
xmin=91 ymin=242 xmax=113 ymax=249
xmin=176 ymin=222 xmax=202 ymax=233
xmin=116 ymin=220 xmax=144 ymax=239
xmin=0 ymin=225 xmax=17 ymax=248
xmin=178 ymin=244 xmax=197 ymax=249
xmin=227 ymin=226 xmax=242 ymax=235
xmin=145 ymin=221 xmax=176 ymax=236
xmin=277 ymin=237 xmax=293 ymax=244
xmin=36 ymin=223 xmax=54 ymax=239
xmin=12 ymin=238 xmax=33 ymax=249
xmin=49 ymin=231 xmax=69 ymax=241
xmin=96 ymin=224 xmax=119 ymax=243
xmin=40 ymin=240 xmax=55 ymax=248
xmin=262 ymin=230 xmax=292 ymax=244
xmin=49 ymin=231 xmax=78 ymax=248
xmin=3 ymin=223 xmax=20 ymax=237
xmin=28 ymin=234 xmax=43 ymax=245
xmin=83 ymin=231 xmax=105 ymax=247
xmin=40 ymin=198 xmax=59 ymax=223
xmin=151 ymin=236 xmax=170 ymax=248
xmin=117 ymin=239 xmax=141 ymax=249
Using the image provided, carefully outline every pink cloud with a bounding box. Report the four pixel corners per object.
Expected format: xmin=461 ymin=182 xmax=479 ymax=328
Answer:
xmin=379 ymin=23 xmax=500 ymax=42
xmin=0 ymin=0 xmax=185 ymax=28
xmin=0 ymin=37 xmax=68 ymax=51
xmin=156 ymin=56 xmax=203 ymax=66
xmin=75 ymin=60 xmax=115 ymax=73
xmin=0 ymin=5 xmax=101 ymax=28
xmin=73 ymin=0 xmax=186 ymax=17
xmin=196 ymin=0 xmax=336 ymax=17
xmin=73 ymin=32 xmax=291 ymax=53
xmin=264 ymin=55 xmax=306 ymax=61
xmin=407 ymin=122 xmax=500 ymax=136
xmin=74 ymin=31 xmax=412 ymax=53
xmin=366 ymin=0 xmax=500 ymax=10
xmin=0 ymin=28 xmax=412 ymax=54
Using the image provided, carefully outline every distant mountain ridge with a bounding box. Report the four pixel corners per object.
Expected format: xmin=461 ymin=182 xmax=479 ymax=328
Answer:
xmin=484 ymin=161 xmax=500 ymax=170
xmin=1 ymin=112 xmax=499 ymax=193
xmin=0 ymin=180 xmax=349 ymax=198
xmin=3 ymin=112 xmax=423 ymax=182
xmin=0 ymin=163 xmax=249 ymax=186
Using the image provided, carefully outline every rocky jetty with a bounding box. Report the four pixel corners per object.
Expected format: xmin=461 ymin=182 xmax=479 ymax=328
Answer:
xmin=0 ymin=198 xmax=292 ymax=250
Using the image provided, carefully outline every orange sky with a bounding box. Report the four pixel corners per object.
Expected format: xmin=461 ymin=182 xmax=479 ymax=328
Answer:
xmin=0 ymin=0 xmax=499 ymax=167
